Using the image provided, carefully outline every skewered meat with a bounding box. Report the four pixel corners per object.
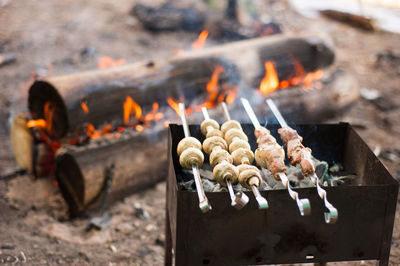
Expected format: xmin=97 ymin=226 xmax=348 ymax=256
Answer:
xmin=278 ymin=126 xmax=315 ymax=177
xmin=254 ymin=127 xmax=286 ymax=180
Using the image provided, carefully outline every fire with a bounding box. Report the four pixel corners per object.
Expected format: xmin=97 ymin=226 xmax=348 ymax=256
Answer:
xmin=259 ymin=61 xmax=279 ymax=94
xmin=258 ymin=59 xmax=324 ymax=95
xmin=26 ymin=101 xmax=55 ymax=135
xmin=86 ymin=123 xmax=112 ymax=139
xmin=44 ymin=101 xmax=55 ymax=133
xmin=97 ymin=56 xmax=126 ymax=69
xmin=290 ymin=58 xmax=306 ymax=86
xmin=166 ymin=98 xmax=193 ymax=116
xmin=136 ymin=125 xmax=144 ymax=132
xmin=225 ymin=85 xmax=238 ymax=104
xmin=81 ymin=102 xmax=89 ymax=114
xmin=27 ymin=119 xmax=46 ymax=129
xmin=144 ymin=102 xmax=164 ymax=123
xmin=167 ymin=98 xmax=182 ymax=116
xmin=192 ymin=30 xmax=208 ymax=51
xmin=123 ymin=96 xmax=142 ymax=125
xmin=303 ymin=69 xmax=324 ymax=87
xmin=194 ymin=65 xmax=226 ymax=111
xmin=206 ymin=65 xmax=224 ymax=103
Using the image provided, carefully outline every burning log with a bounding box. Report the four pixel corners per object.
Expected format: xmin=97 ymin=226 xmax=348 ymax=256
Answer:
xmin=27 ymin=34 xmax=334 ymax=139
xmin=55 ymin=127 xmax=167 ymax=217
xmin=257 ymin=69 xmax=359 ymax=123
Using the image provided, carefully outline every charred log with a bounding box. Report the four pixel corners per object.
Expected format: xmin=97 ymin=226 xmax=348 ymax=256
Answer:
xmin=131 ymin=3 xmax=205 ymax=32
xmin=55 ymin=126 xmax=167 ymax=218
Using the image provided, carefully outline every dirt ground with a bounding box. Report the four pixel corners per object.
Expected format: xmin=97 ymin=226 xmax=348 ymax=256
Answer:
xmin=0 ymin=0 xmax=400 ymax=265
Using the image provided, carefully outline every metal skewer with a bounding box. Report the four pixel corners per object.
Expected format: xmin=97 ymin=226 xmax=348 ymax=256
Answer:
xmin=266 ymin=99 xmax=337 ymax=223
xmin=179 ymin=103 xmax=211 ymax=213
xmin=221 ymin=102 xmax=268 ymax=209
xmin=201 ymin=107 xmax=249 ymax=209
xmin=241 ymin=98 xmax=311 ymax=215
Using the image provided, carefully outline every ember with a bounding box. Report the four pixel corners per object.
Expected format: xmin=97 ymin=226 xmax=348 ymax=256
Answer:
xmin=80 ymin=102 xmax=89 ymax=114
xmin=97 ymin=56 xmax=126 ymax=69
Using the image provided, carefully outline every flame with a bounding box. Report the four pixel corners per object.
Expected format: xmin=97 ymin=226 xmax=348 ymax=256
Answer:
xmin=44 ymin=102 xmax=55 ymax=133
xmin=86 ymin=123 xmax=112 ymax=139
xmin=225 ymin=85 xmax=238 ymax=104
xmin=97 ymin=56 xmax=126 ymax=69
xmin=192 ymin=30 xmax=208 ymax=51
xmin=123 ymin=96 xmax=142 ymax=125
xmin=166 ymin=98 xmax=193 ymax=116
xmin=303 ymin=69 xmax=324 ymax=87
xmin=144 ymin=102 xmax=164 ymax=123
xmin=81 ymin=102 xmax=89 ymax=114
xmin=259 ymin=58 xmax=324 ymax=95
xmin=27 ymin=119 xmax=46 ymax=128
xmin=27 ymin=101 xmax=55 ymax=134
xmin=167 ymin=98 xmax=181 ymax=116
xmin=259 ymin=61 xmax=279 ymax=94
xmin=289 ymin=58 xmax=305 ymax=86
xmin=199 ymin=65 xmax=225 ymax=109
xmin=279 ymin=80 xmax=289 ymax=89
xmin=136 ymin=125 xmax=144 ymax=132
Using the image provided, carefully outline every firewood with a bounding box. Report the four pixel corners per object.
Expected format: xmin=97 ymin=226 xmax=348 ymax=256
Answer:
xmin=320 ymin=10 xmax=375 ymax=31
xmin=10 ymin=114 xmax=33 ymax=172
xmin=28 ymin=34 xmax=335 ymax=139
xmin=55 ymin=127 xmax=167 ymax=217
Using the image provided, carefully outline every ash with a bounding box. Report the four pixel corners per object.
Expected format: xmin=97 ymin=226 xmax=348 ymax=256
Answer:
xmin=178 ymin=158 xmax=356 ymax=192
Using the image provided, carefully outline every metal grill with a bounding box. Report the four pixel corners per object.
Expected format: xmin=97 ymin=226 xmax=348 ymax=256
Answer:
xmin=165 ymin=123 xmax=398 ymax=266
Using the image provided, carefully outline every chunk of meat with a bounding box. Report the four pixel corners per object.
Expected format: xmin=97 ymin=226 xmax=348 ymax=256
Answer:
xmin=254 ymin=127 xmax=286 ymax=180
xmin=278 ymin=126 xmax=315 ymax=177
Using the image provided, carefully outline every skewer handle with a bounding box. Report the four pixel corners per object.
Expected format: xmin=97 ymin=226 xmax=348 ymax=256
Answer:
xmin=278 ymin=173 xmax=311 ymax=216
xmin=240 ymin=98 xmax=262 ymax=129
xmin=311 ymin=174 xmax=338 ymax=224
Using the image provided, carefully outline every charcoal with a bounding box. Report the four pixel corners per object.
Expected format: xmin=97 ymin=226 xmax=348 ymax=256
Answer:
xmin=130 ymin=3 xmax=205 ymax=32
